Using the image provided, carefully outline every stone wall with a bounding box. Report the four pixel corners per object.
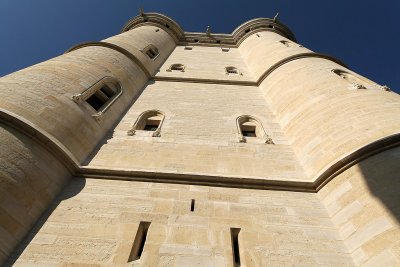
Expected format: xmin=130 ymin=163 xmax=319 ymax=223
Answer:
xmin=318 ymin=147 xmax=400 ymax=266
xmin=9 ymin=178 xmax=355 ymax=266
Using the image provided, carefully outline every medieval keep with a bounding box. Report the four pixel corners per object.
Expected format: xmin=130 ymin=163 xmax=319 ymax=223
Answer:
xmin=0 ymin=11 xmax=399 ymax=266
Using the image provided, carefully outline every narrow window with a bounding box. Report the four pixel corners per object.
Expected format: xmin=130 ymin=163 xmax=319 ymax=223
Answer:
xmin=245 ymin=29 xmax=250 ymax=33
xmin=143 ymin=116 xmax=161 ymax=131
xmin=256 ymin=34 xmax=260 ymax=37
xmin=236 ymin=115 xmax=274 ymax=144
xmin=128 ymin=222 xmax=151 ymax=262
xmin=331 ymin=69 xmax=374 ymax=89
xmin=194 ymin=39 xmax=199 ymax=43
xmin=280 ymin=40 xmax=290 ymax=47
xmin=216 ymin=40 xmax=221 ymax=44
xmin=86 ymin=83 xmax=118 ymax=111
xmin=170 ymin=64 xmax=185 ymax=71
xmin=127 ymin=110 xmax=165 ymax=137
xmin=231 ymin=228 xmax=241 ymax=266
xmin=221 ymin=47 xmax=230 ymax=52
xmin=145 ymin=48 xmax=157 ymax=59
xmin=226 ymin=66 xmax=239 ymax=75
xmin=143 ymin=45 xmax=159 ymax=59
xmin=190 ymin=199 xmax=195 ymax=212
xmin=241 ymin=125 xmax=256 ymax=137
xmin=165 ymin=24 xmax=170 ymax=28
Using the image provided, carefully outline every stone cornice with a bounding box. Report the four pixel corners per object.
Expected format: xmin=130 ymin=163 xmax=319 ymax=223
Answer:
xmin=77 ymin=132 xmax=400 ymax=193
xmin=65 ymin=41 xmax=152 ymax=78
xmin=121 ymin=12 xmax=184 ymax=43
xmin=2 ymin=104 xmax=399 ymax=192
xmin=0 ymin=108 xmax=79 ymax=174
xmin=153 ymin=53 xmax=347 ymax=86
xmin=121 ymin=13 xmax=296 ymax=47
xmin=153 ymin=76 xmax=256 ymax=86
xmin=257 ymin=53 xmax=349 ymax=85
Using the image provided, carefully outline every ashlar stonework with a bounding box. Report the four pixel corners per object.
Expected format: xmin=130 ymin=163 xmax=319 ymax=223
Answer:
xmin=0 ymin=10 xmax=399 ymax=267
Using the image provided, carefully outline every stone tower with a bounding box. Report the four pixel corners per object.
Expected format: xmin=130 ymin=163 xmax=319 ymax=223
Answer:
xmin=1 ymin=11 xmax=399 ymax=266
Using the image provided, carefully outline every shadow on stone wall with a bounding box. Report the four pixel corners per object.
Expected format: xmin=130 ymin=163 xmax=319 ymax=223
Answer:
xmin=4 ymin=178 xmax=86 ymax=266
xmin=358 ymin=146 xmax=400 ymax=223
xmin=83 ymin=81 xmax=152 ymax=165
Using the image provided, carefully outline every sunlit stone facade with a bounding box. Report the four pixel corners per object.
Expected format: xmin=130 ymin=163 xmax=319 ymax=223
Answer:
xmin=1 ymin=11 xmax=399 ymax=267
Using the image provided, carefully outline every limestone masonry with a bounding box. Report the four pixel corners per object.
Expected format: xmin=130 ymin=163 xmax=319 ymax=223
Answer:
xmin=0 ymin=10 xmax=399 ymax=267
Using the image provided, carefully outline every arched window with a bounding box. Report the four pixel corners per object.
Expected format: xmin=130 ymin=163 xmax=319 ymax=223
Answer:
xmin=128 ymin=110 xmax=165 ymax=137
xmin=142 ymin=44 xmax=159 ymax=60
xmin=72 ymin=76 xmax=123 ymax=122
xmin=226 ymin=66 xmax=240 ymax=75
xmin=167 ymin=64 xmax=185 ymax=72
xmin=236 ymin=115 xmax=274 ymax=144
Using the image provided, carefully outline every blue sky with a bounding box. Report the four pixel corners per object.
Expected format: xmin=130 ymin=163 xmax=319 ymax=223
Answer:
xmin=0 ymin=0 xmax=399 ymax=93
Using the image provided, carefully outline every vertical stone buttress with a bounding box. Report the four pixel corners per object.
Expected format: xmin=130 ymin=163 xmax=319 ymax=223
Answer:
xmin=0 ymin=22 xmax=176 ymax=263
xmin=239 ymin=29 xmax=400 ymax=264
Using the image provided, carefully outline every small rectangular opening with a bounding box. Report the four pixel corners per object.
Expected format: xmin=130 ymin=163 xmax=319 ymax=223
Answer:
xmin=190 ymin=199 xmax=195 ymax=212
xmin=231 ymin=228 xmax=241 ymax=266
xmin=242 ymin=130 xmax=256 ymax=137
xmin=143 ymin=117 xmax=160 ymax=131
xmin=128 ymin=221 xmax=151 ymax=262
xmin=86 ymin=93 xmax=105 ymax=111
xmin=227 ymin=69 xmax=238 ymax=74
xmin=85 ymin=84 xmax=117 ymax=111
xmin=184 ymin=46 xmax=193 ymax=50
xmin=99 ymin=85 xmax=116 ymax=99
xmin=146 ymin=49 xmax=157 ymax=59
xmin=241 ymin=124 xmax=256 ymax=137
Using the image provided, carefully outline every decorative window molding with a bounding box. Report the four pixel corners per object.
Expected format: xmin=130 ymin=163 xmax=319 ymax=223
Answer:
xmin=72 ymin=76 xmax=123 ymax=122
xmin=128 ymin=110 xmax=165 ymax=137
xmin=141 ymin=44 xmax=159 ymax=60
xmin=330 ymin=69 xmax=390 ymax=91
xmin=236 ymin=115 xmax=274 ymax=144
xmin=225 ymin=66 xmax=241 ymax=75
xmin=166 ymin=64 xmax=185 ymax=72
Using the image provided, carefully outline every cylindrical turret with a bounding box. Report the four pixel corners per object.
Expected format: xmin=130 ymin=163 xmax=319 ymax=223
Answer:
xmin=0 ymin=21 xmax=176 ymax=263
xmin=239 ymin=28 xmax=400 ymax=264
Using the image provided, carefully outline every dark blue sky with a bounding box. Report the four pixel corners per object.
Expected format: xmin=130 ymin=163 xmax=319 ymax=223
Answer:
xmin=1 ymin=0 xmax=399 ymax=93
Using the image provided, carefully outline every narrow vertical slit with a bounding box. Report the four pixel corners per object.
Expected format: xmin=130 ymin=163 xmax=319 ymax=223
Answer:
xmin=231 ymin=228 xmax=241 ymax=266
xmin=128 ymin=221 xmax=151 ymax=262
xmin=191 ymin=199 xmax=195 ymax=212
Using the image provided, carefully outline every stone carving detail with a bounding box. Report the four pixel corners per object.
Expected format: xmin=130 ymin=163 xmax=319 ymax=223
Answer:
xmin=354 ymin=83 xmax=366 ymax=90
xmin=273 ymin=12 xmax=279 ymax=22
xmin=206 ymin=26 xmax=211 ymax=36
xmin=152 ymin=129 xmax=161 ymax=137
xmin=380 ymin=85 xmax=391 ymax=92
xmin=238 ymin=135 xmax=246 ymax=143
xmin=127 ymin=129 xmax=136 ymax=136
xmin=72 ymin=94 xmax=82 ymax=103
xmin=264 ymin=135 xmax=275 ymax=144
xmin=92 ymin=112 xmax=103 ymax=123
